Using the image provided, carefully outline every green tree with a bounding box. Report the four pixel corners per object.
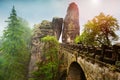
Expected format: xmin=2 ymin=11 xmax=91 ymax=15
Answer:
xmin=0 ymin=6 xmax=31 ymax=80
xmin=75 ymin=31 xmax=97 ymax=46
xmin=76 ymin=12 xmax=119 ymax=46
xmin=2 ymin=6 xmax=25 ymax=55
xmin=32 ymin=36 xmax=59 ymax=80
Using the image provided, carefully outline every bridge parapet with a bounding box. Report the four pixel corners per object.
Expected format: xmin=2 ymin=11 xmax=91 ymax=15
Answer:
xmin=77 ymin=55 xmax=120 ymax=80
xmin=60 ymin=43 xmax=120 ymax=67
xmin=59 ymin=43 xmax=120 ymax=80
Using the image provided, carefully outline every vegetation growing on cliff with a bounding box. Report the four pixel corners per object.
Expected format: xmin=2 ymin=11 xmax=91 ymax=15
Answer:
xmin=32 ymin=36 xmax=59 ymax=80
xmin=75 ymin=12 xmax=119 ymax=46
xmin=0 ymin=6 xmax=31 ymax=80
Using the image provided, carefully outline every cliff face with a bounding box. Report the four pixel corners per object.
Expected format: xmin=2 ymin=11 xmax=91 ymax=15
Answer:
xmin=52 ymin=17 xmax=63 ymax=40
xmin=62 ymin=2 xmax=80 ymax=43
xmin=29 ymin=20 xmax=53 ymax=77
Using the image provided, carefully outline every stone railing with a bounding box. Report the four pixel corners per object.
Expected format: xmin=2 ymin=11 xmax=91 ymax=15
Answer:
xmin=60 ymin=43 xmax=120 ymax=67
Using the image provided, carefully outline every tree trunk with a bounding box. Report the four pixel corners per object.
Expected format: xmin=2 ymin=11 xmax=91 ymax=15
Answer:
xmin=105 ymin=34 xmax=110 ymax=46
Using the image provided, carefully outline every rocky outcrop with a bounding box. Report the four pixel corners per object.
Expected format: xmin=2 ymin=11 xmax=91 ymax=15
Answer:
xmin=39 ymin=20 xmax=54 ymax=37
xmin=29 ymin=20 xmax=54 ymax=78
xmin=62 ymin=2 xmax=80 ymax=43
xmin=52 ymin=17 xmax=63 ymax=40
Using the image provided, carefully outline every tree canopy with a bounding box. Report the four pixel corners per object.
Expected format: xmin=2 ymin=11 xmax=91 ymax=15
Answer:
xmin=32 ymin=36 xmax=59 ymax=80
xmin=75 ymin=12 xmax=120 ymax=46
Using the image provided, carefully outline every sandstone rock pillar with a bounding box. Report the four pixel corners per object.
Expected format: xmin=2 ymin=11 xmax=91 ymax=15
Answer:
xmin=62 ymin=2 xmax=80 ymax=43
xmin=52 ymin=17 xmax=63 ymax=40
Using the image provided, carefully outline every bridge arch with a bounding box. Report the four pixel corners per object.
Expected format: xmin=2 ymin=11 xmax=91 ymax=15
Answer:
xmin=67 ymin=61 xmax=86 ymax=80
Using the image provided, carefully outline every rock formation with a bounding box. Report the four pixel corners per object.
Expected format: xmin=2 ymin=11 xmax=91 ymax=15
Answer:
xmin=39 ymin=20 xmax=54 ymax=37
xmin=52 ymin=17 xmax=63 ymax=40
xmin=62 ymin=2 xmax=80 ymax=43
xmin=29 ymin=2 xmax=80 ymax=78
xmin=29 ymin=20 xmax=54 ymax=77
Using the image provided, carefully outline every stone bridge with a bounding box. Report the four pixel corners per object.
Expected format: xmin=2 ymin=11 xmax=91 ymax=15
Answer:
xmin=59 ymin=43 xmax=120 ymax=80
xmin=30 ymin=2 xmax=120 ymax=80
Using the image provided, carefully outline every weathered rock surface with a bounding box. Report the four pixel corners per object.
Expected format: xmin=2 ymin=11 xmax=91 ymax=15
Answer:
xmin=29 ymin=20 xmax=54 ymax=78
xmin=52 ymin=17 xmax=63 ymax=40
xmin=62 ymin=2 xmax=80 ymax=43
xmin=39 ymin=20 xmax=53 ymax=37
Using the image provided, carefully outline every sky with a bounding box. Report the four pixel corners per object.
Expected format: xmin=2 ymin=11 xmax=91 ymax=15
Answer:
xmin=0 ymin=0 xmax=120 ymax=38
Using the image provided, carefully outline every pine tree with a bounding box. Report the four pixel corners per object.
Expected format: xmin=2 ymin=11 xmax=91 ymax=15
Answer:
xmin=0 ymin=6 xmax=31 ymax=80
xmin=2 ymin=6 xmax=25 ymax=55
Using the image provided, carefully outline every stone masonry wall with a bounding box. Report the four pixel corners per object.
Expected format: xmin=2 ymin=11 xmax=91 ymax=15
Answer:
xmin=78 ymin=55 xmax=120 ymax=80
xmin=60 ymin=47 xmax=120 ymax=80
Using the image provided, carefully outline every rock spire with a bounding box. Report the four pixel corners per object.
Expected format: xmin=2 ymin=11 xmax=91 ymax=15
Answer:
xmin=62 ymin=2 xmax=80 ymax=43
